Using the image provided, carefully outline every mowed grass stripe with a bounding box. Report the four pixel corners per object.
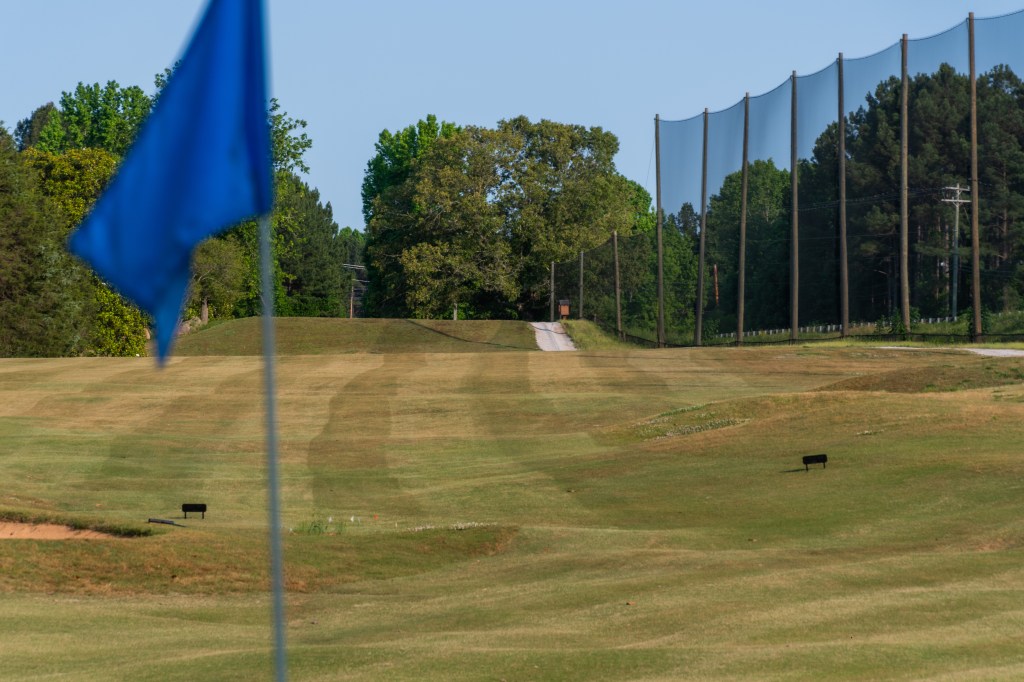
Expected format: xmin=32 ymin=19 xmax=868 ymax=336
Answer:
xmin=2 ymin=334 xmax=1024 ymax=680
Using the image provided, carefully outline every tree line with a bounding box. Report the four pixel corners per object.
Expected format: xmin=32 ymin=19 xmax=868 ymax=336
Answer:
xmin=1 ymin=76 xmax=364 ymax=357
xmin=360 ymin=115 xmax=677 ymax=321
xmin=360 ymin=58 xmax=1024 ymax=342
xmin=11 ymin=63 xmax=1018 ymax=356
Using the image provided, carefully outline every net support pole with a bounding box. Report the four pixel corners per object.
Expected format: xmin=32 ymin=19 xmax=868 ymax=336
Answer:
xmin=838 ymin=53 xmax=850 ymax=337
xmin=696 ymin=108 xmax=709 ymax=347
xmin=258 ymin=213 xmax=288 ymax=682
xmin=613 ymin=230 xmax=622 ymax=338
xmin=790 ymin=72 xmax=799 ymax=342
xmin=578 ymin=250 xmax=584 ymax=320
xmin=655 ymin=114 xmax=666 ymax=347
xmin=737 ymin=94 xmax=749 ymax=345
xmin=969 ymin=12 xmax=982 ymax=340
xmin=900 ymin=34 xmax=911 ymax=334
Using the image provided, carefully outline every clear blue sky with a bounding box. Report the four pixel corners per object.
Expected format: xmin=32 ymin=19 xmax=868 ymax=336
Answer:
xmin=3 ymin=0 xmax=1022 ymax=232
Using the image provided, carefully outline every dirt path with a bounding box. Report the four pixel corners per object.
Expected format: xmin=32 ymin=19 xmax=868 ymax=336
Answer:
xmin=966 ymin=348 xmax=1024 ymax=357
xmin=879 ymin=346 xmax=1024 ymax=357
xmin=530 ymin=322 xmax=576 ymax=351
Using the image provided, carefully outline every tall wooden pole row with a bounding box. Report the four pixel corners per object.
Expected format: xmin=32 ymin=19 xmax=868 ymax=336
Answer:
xmin=900 ymin=35 xmax=911 ymax=332
xmin=696 ymin=108 xmax=709 ymax=346
xmin=659 ymin=11 xmax=991 ymax=346
xmin=790 ymin=72 xmax=799 ymax=341
xmin=838 ymin=54 xmax=850 ymax=337
xmin=969 ymin=12 xmax=982 ymax=339
xmin=737 ymin=94 xmax=750 ymax=345
xmin=655 ymin=114 xmax=666 ymax=347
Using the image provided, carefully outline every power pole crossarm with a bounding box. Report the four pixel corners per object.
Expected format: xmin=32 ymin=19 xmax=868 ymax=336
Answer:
xmin=942 ymin=185 xmax=969 ymax=321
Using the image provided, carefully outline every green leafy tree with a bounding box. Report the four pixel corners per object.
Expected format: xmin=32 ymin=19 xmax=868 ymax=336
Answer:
xmin=977 ymin=66 xmax=1024 ymax=311
xmin=35 ymin=81 xmax=151 ymax=156
xmin=498 ymin=116 xmax=634 ymax=315
xmin=361 ymin=114 xmax=459 ymax=225
xmin=269 ymin=99 xmax=312 ymax=174
xmin=156 ymin=64 xmax=311 ymax=177
xmin=91 ymin=285 xmax=147 ymax=356
xmin=22 ymin=147 xmax=118 ymax=223
xmin=276 ymin=174 xmax=347 ymax=316
xmin=361 ymin=115 xmax=459 ymax=316
xmin=22 ymin=147 xmax=149 ymax=355
xmin=0 ymin=132 xmax=93 ymax=356
xmin=401 ymin=128 xmax=518 ymax=318
xmin=704 ymin=160 xmax=791 ymax=332
xmin=188 ymin=238 xmax=246 ymax=323
xmin=14 ymin=103 xmax=57 ymax=151
xmin=364 ymin=116 xmax=637 ymax=319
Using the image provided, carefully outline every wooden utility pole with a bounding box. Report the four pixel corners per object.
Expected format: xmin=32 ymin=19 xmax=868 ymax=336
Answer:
xmin=655 ymin=115 xmax=666 ymax=347
xmin=578 ymin=250 xmax=584 ymax=320
xmin=900 ymin=34 xmax=911 ymax=333
xmin=696 ymin=108 xmax=709 ymax=346
xmin=790 ymin=71 xmax=799 ymax=341
xmin=838 ymin=53 xmax=850 ymax=337
xmin=969 ymin=12 xmax=983 ymax=339
xmin=549 ymin=261 xmax=555 ymax=322
xmin=737 ymin=94 xmax=750 ymax=345
xmin=613 ymin=230 xmax=622 ymax=338
xmin=942 ymin=185 xmax=968 ymax=320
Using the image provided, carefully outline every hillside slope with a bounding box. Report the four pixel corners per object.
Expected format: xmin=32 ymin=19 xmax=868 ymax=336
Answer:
xmin=173 ymin=318 xmax=540 ymax=355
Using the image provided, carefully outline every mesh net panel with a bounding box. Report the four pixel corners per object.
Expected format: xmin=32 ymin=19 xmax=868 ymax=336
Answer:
xmin=748 ymin=78 xmax=792 ymax=171
xmin=553 ymin=227 xmax=699 ymax=346
xmin=908 ymin=21 xmax=969 ymax=77
xmin=646 ymin=10 xmax=1024 ymax=344
xmin=658 ymin=114 xmax=703 ymax=223
xmin=706 ymin=100 xmax=746 ymax=209
xmin=843 ymin=42 xmax=900 ymax=118
xmin=797 ymin=61 xmax=839 ymax=161
xmin=976 ymin=10 xmax=1024 ymax=74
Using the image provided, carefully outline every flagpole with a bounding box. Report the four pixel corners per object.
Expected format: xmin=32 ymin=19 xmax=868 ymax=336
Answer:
xmin=258 ymin=213 xmax=288 ymax=681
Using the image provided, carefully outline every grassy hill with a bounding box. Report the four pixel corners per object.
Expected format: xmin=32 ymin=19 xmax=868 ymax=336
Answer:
xmin=2 ymin=345 xmax=1024 ymax=679
xmin=173 ymin=317 xmax=540 ymax=355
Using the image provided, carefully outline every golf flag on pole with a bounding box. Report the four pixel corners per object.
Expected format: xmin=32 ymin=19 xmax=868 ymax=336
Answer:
xmin=69 ymin=0 xmax=273 ymax=362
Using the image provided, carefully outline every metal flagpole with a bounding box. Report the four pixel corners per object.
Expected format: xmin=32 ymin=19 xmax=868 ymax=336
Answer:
xmin=258 ymin=213 xmax=288 ymax=681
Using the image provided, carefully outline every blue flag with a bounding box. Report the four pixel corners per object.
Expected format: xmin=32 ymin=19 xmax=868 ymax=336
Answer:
xmin=69 ymin=0 xmax=273 ymax=362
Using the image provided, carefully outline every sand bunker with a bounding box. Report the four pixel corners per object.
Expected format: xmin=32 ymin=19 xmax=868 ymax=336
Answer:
xmin=0 ymin=522 xmax=111 ymax=540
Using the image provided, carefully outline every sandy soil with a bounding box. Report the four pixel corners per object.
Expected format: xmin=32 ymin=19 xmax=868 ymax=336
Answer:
xmin=0 ymin=522 xmax=111 ymax=540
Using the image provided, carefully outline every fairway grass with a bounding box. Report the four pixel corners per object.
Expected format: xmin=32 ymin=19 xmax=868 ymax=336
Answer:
xmin=174 ymin=317 xmax=538 ymax=355
xmin=2 ymin=335 xmax=1024 ymax=679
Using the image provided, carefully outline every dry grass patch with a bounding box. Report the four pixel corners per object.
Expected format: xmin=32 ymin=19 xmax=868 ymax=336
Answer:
xmin=4 ymin=341 xmax=1024 ymax=679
